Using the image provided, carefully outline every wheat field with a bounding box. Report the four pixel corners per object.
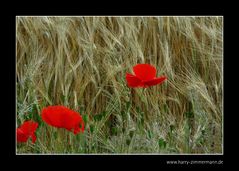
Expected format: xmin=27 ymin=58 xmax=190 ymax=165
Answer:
xmin=16 ymin=16 xmax=223 ymax=154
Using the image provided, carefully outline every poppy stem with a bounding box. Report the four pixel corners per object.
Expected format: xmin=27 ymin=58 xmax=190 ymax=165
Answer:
xmin=57 ymin=128 xmax=64 ymax=149
xmin=67 ymin=133 xmax=71 ymax=146
xmin=139 ymin=88 xmax=147 ymax=104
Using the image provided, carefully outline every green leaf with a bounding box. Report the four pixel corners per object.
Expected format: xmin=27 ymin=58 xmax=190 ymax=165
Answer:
xmin=136 ymin=106 xmax=141 ymax=113
xmin=126 ymin=101 xmax=131 ymax=111
xmin=163 ymin=104 xmax=168 ymax=113
xmin=170 ymin=124 xmax=175 ymax=132
xmin=102 ymin=111 xmax=107 ymax=116
xmin=122 ymin=127 xmax=126 ymax=133
xmin=61 ymin=94 xmax=66 ymax=102
xmin=129 ymin=130 xmax=134 ymax=138
xmin=93 ymin=114 xmax=103 ymax=121
xmin=121 ymin=111 xmax=126 ymax=120
xmin=147 ymin=130 xmax=152 ymax=139
xmin=140 ymin=118 xmax=144 ymax=126
xmin=82 ymin=114 xmax=88 ymax=125
xmin=90 ymin=125 xmax=94 ymax=133
xmin=158 ymin=138 xmax=167 ymax=149
xmin=111 ymin=127 xmax=118 ymax=135
xmin=126 ymin=138 xmax=131 ymax=146
xmin=24 ymin=112 xmax=32 ymax=120
xmin=79 ymin=106 xmax=85 ymax=114
xmin=185 ymin=111 xmax=194 ymax=118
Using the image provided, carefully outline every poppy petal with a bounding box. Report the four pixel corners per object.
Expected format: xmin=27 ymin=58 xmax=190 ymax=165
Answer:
xmin=31 ymin=134 xmax=37 ymax=143
xmin=17 ymin=129 xmax=28 ymax=142
xmin=143 ymin=76 xmax=167 ymax=87
xmin=126 ymin=73 xmax=142 ymax=87
xmin=62 ymin=111 xmax=76 ymax=130
xmin=20 ymin=121 xmax=38 ymax=135
xmin=63 ymin=113 xmax=81 ymax=133
xmin=17 ymin=121 xmax=38 ymax=143
xmin=42 ymin=106 xmax=65 ymax=128
xmin=133 ymin=64 xmax=156 ymax=80
xmin=73 ymin=122 xmax=84 ymax=134
xmin=42 ymin=106 xmax=85 ymax=135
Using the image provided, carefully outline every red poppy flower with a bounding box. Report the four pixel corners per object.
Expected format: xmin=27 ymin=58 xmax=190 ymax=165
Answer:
xmin=17 ymin=120 xmax=38 ymax=143
xmin=41 ymin=106 xmax=84 ymax=134
xmin=126 ymin=64 xmax=167 ymax=88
